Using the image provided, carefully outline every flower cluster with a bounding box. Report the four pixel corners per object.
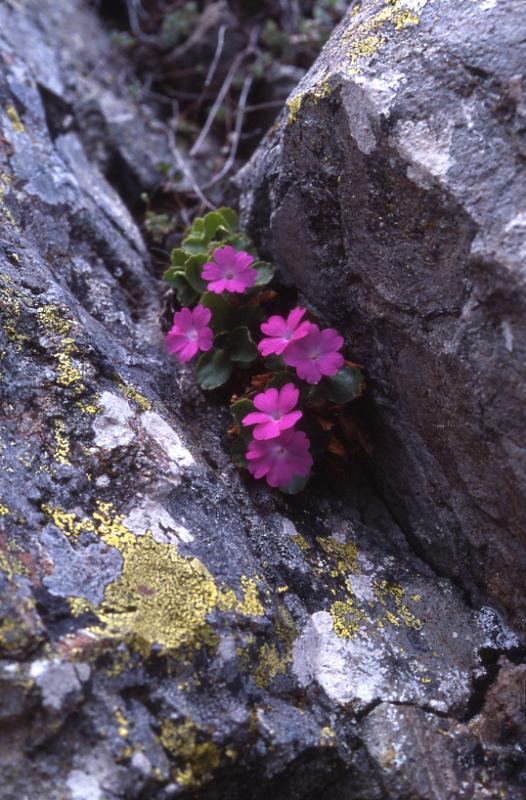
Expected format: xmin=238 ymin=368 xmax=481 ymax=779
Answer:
xmin=163 ymin=208 xmax=364 ymax=493
xmin=242 ymin=383 xmax=312 ymax=488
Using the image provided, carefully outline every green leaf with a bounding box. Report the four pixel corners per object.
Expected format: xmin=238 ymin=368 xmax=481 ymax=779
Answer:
xmin=230 ymin=398 xmax=255 ymax=440
xmin=226 ymin=232 xmax=257 ymax=255
xmin=217 ymin=206 xmax=239 ymax=231
xmin=229 ymin=326 xmax=258 ymax=366
xmin=235 ymin=303 xmax=265 ymax=330
xmin=263 ymin=354 xmax=284 ymax=372
xmin=279 ymin=473 xmax=310 ymax=495
xmin=203 ymin=210 xmax=228 ymax=243
xmin=171 ymin=274 xmax=199 ymax=306
xmin=170 ymin=248 xmax=188 ymax=268
xmin=163 ymin=265 xmax=185 ymax=286
xmin=321 ymin=365 xmax=365 ymax=404
xmin=199 ymin=292 xmax=231 ymax=333
xmin=267 ymin=371 xmax=298 ymax=390
xmin=182 ymin=234 xmax=206 ymax=254
xmin=195 ymin=348 xmax=233 ymax=390
xmin=253 ymin=260 xmax=275 ymax=287
xmin=185 ymin=254 xmax=208 ymax=293
xmin=231 ymin=436 xmax=248 ymax=469
xmin=192 ymin=217 xmax=205 ymax=234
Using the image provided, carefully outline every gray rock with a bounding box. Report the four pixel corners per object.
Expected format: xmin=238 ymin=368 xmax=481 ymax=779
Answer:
xmin=0 ymin=0 xmax=523 ymax=798
xmin=238 ymin=0 xmax=526 ymax=637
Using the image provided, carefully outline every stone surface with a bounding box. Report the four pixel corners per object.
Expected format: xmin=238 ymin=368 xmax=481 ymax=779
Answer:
xmin=238 ymin=0 xmax=526 ymax=637
xmin=0 ymin=1 xmax=524 ymax=799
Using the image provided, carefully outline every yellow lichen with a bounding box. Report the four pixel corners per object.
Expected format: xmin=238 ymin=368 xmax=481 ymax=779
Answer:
xmin=41 ymin=504 xmax=95 ymax=541
xmin=160 ymin=718 xmax=222 ymax=789
xmin=0 ymin=275 xmax=26 ymax=349
xmin=36 ymin=305 xmax=71 ymax=336
xmin=5 ymin=104 xmax=25 ymax=134
xmin=114 ymin=707 xmax=130 ymax=738
xmin=286 ymin=93 xmax=303 ymax=125
xmin=253 ymin=605 xmax=297 ymax=687
xmin=0 ymin=173 xmax=17 ymax=227
xmin=118 ymin=383 xmax=152 ymax=411
xmin=76 ymin=397 xmax=101 ymax=415
xmin=342 ymin=0 xmax=420 ymax=74
xmin=55 ymin=339 xmax=84 ymax=389
xmin=217 ymin=575 xmax=265 ymax=618
xmin=69 ymin=596 xmax=93 ymax=616
xmin=329 ymin=595 xmax=366 ymax=638
xmin=291 ymin=533 xmax=310 ymax=551
xmin=374 ymin=579 xmax=423 ymax=630
xmin=36 ymin=304 xmax=87 ymax=393
xmin=311 ymin=78 xmax=332 ymax=105
xmin=319 ymin=726 xmax=337 ymax=747
xmin=46 ymin=501 xmax=266 ymax=657
xmin=317 ymin=536 xmax=359 ymax=576
xmin=53 ymin=419 xmax=70 ymax=465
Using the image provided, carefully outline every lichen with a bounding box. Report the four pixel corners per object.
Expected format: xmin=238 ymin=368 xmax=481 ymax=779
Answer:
xmin=160 ymin=717 xmax=222 ymax=789
xmin=118 ymin=382 xmax=152 ymax=411
xmin=0 ymin=275 xmax=26 ymax=349
xmin=286 ymin=78 xmax=332 ymax=125
xmin=373 ymin=579 xmax=422 ymax=630
xmin=286 ymin=93 xmax=304 ymax=125
xmin=317 ymin=536 xmax=359 ymax=576
xmin=5 ymin=104 xmax=25 ymax=134
xmin=0 ymin=173 xmax=17 ymax=227
xmin=254 ymin=605 xmax=297 ymax=687
xmin=319 ymin=726 xmax=337 ymax=747
xmin=342 ymin=0 xmax=421 ymax=74
xmin=114 ymin=707 xmax=130 ymax=738
xmin=53 ymin=419 xmax=70 ymax=465
xmin=329 ymin=595 xmax=366 ymax=638
xmin=45 ymin=501 xmax=266 ymax=657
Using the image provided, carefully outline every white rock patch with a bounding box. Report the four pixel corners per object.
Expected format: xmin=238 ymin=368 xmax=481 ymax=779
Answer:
xmin=140 ymin=410 xmax=194 ymax=477
xmin=93 ymin=391 xmax=135 ymax=449
xmin=123 ymin=498 xmax=193 ymax=543
xmin=66 ymin=770 xmax=102 ymax=800
xmin=29 ymin=659 xmax=83 ymax=711
xmin=393 ymin=119 xmax=453 ymax=188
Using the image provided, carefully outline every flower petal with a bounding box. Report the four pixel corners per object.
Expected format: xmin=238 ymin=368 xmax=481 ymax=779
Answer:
xmin=278 ymin=410 xmax=302 ymax=430
xmin=213 ymin=246 xmax=235 ymax=268
xmin=277 ymin=383 xmax=299 ymax=414
xmin=192 ymin=304 xmax=212 ymax=327
xmin=242 ymin=411 xmax=272 ymax=426
xmin=254 ymin=388 xmax=279 ymax=414
xmin=252 ymin=420 xmax=282 ymax=440
xmin=261 ymin=315 xmax=287 ymax=337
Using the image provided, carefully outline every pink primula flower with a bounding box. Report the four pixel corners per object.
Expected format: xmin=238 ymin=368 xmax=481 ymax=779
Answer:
xmin=283 ymin=323 xmax=344 ymax=384
xmin=258 ymin=307 xmax=311 ymax=357
xmin=246 ymin=429 xmax=313 ymax=488
xmin=242 ymin=383 xmax=302 ymax=440
xmin=202 ymin=246 xmax=256 ymax=294
xmin=165 ymin=304 xmax=214 ymax=363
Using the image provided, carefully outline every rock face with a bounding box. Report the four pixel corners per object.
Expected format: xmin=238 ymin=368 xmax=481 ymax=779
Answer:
xmin=0 ymin=1 xmax=524 ymax=799
xmin=239 ymin=0 xmax=526 ymax=637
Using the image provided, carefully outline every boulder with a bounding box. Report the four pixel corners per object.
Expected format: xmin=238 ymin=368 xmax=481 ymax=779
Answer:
xmin=0 ymin=1 xmax=523 ymax=798
xmin=238 ymin=0 xmax=526 ymax=636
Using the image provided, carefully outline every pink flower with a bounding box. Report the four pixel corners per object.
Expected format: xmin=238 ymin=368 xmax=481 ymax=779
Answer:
xmin=258 ymin=307 xmax=311 ymax=357
xmin=283 ymin=323 xmax=344 ymax=384
xmin=165 ymin=304 xmax=214 ymax=363
xmin=246 ymin=429 xmax=313 ymax=488
xmin=242 ymin=383 xmax=302 ymax=440
xmin=202 ymin=246 xmax=256 ymax=294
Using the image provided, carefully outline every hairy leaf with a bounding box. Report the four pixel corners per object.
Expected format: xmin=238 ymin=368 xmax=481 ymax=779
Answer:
xmin=195 ymin=348 xmax=233 ymax=390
